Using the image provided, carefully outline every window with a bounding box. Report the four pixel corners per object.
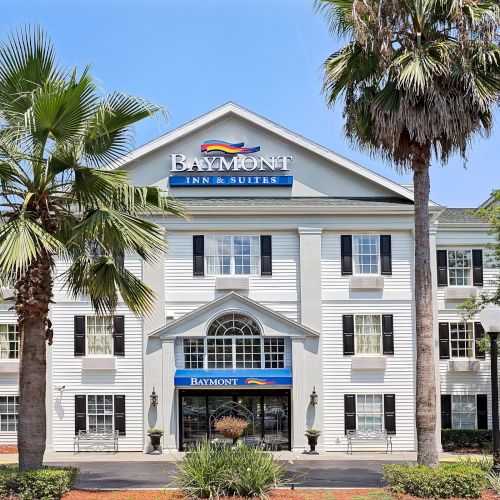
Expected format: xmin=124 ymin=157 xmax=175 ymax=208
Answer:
xmin=0 ymin=324 xmax=19 ymax=359
xmin=452 ymin=395 xmax=476 ymax=429
xmin=355 ymin=315 xmax=382 ymax=355
xmin=205 ymin=235 xmax=260 ymax=276
xmin=183 ymin=339 xmax=204 ymax=369
xmin=0 ymin=396 xmax=18 ymax=432
xmin=183 ymin=314 xmax=286 ymax=370
xmin=450 ymin=322 xmax=474 ymax=358
xmin=356 ymin=394 xmax=383 ymax=431
xmin=87 ymin=316 xmax=113 ymax=355
xmin=87 ymin=395 xmax=113 ymax=432
xmin=448 ymin=250 xmax=472 ymax=286
xmin=353 ymin=235 xmax=379 ymax=275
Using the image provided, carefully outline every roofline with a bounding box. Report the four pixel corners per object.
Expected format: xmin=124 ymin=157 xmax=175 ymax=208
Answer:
xmin=110 ymin=102 xmax=426 ymax=205
xmin=149 ymin=291 xmax=320 ymax=338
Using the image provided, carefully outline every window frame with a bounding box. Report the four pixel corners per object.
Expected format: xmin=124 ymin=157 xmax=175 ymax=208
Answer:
xmin=352 ymin=234 xmax=381 ymax=275
xmin=447 ymin=249 xmax=473 ymax=287
xmin=205 ymin=235 xmax=261 ymax=277
xmin=354 ymin=314 xmax=383 ymax=356
xmin=451 ymin=394 xmax=476 ymax=430
xmin=87 ymin=394 xmax=114 ymax=433
xmin=0 ymin=395 xmax=19 ymax=432
xmin=86 ymin=316 xmax=114 ymax=357
xmin=0 ymin=324 xmax=19 ymax=360
xmin=356 ymin=394 xmax=384 ymax=431
xmin=449 ymin=322 xmax=476 ymax=359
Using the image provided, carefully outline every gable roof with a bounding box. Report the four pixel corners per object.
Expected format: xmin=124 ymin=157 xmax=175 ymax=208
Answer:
xmin=149 ymin=291 xmax=320 ymax=338
xmin=113 ymin=102 xmax=424 ymax=204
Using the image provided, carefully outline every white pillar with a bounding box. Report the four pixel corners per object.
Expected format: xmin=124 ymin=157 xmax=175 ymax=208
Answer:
xmin=298 ymin=228 xmax=323 ymax=332
xmin=161 ymin=337 xmax=177 ymax=450
xmin=291 ymin=337 xmax=307 ymax=452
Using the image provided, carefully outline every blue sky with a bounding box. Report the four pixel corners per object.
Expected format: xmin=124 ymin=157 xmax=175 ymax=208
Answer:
xmin=3 ymin=0 xmax=497 ymax=206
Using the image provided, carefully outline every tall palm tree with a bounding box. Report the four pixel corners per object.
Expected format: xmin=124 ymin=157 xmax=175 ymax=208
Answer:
xmin=316 ymin=0 xmax=500 ymax=465
xmin=0 ymin=27 xmax=185 ymax=470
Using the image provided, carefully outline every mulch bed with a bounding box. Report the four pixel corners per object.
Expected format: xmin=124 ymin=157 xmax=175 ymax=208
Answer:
xmin=62 ymin=489 xmax=500 ymax=499
xmin=0 ymin=445 xmax=17 ymax=454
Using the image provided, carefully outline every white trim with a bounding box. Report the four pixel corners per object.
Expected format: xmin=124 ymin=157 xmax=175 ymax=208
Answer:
xmin=109 ymin=102 xmax=427 ymax=204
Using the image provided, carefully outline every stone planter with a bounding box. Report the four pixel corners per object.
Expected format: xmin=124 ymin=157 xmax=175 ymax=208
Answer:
xmin=306 ymin=434 xmax=319 ymax=455
xmin=148 ymin=433 xmax=163 ymax=454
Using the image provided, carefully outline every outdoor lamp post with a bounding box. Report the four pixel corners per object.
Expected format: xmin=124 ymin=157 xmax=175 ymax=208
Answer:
xmin=479 ymin=304 xmax=500 ymax=474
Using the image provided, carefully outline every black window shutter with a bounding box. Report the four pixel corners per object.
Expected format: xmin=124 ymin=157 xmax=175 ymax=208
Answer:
xmin=441 ymin=395 xmax=452 ymax=429
xmin=113 ymin=316 xmax=125 ymax=356
xmin=74 ymin=316 xmax=86 ymax=356
xmin=380 ymin=235 xmax=392 ymax=275
xmin=260 ymin=235 xmax=272 ymax=276
xmin=344 ymin=394 xmax=356 ymax=433
xmin=475 ymin=322 xmax=486 ymax=360
xmin=472 ymin=250 xmax=483 ymax=286
xmin=343 ymin=315 xmax=355 ymax=355
xmin=437 ymin=250 xmax=448 ymax=286
xmin=114 ymin=395 xmax=126 ymax=435
xmin=75 ymin=395 xmax=87 ymax=434
xmin=193 ymin=235 xmax=204 ymax=276
xmin=477 ymin=394 xmax=488 ymax=430
xmin=384 ymin=394 xmax=396 ymax=434
xmin=382 ymin=314 xmax=394 ymax=355
xmin=439 ymin=323 xmax=450 ymax=359
xmin=341 ymin=235 xmax=353 ymax=275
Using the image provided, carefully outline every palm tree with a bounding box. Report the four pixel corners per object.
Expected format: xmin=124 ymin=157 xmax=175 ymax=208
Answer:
xmin=316 ymin=0 xmax=500 ymax=465
xmin=0 ymin=26 xmax=185 ymax=470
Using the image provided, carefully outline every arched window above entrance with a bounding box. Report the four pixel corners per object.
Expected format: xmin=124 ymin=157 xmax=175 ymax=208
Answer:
xmin=207 ymin=314 xmax=260 ymax=337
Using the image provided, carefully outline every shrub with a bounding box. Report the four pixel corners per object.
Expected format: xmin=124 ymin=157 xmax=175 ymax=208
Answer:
xmin=0 ymin=465 xmax=79 ymax=500
xmin=213 ymin=416 xmax=249 ymax=441
xmin=171 ymin=440 xmax=285 ymax=498
xmin=441 ymin=428 xmax=492 ymax=450
xmin=147 ymin=428 xmax=164 ymax=436
xmin=457 ymin=454 xmax=493 ymax=472
xmin=383 ymin=463 xmax=488 ymax=499
xmin=487 ymin=471 xmax=500 ymax=495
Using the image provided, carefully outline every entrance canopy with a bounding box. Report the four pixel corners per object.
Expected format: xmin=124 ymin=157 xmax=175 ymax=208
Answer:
xmin=174 ymin=368 xmax=292 ymax=387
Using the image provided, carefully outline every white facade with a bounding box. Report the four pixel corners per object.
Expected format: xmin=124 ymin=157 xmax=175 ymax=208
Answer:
xmin=0 ymin=103 xmax=495 ymax=452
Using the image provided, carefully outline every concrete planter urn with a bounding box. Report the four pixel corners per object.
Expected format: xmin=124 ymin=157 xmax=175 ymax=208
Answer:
xmin=147 ymin=428 xmax=164 ymax=454
xmin=305 ymin=428 xmax=321 ymax=455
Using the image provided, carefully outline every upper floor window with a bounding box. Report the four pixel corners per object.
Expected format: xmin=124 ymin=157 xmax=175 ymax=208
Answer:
xmin=353 ymin=235 xmax=379 ymax=275
xmin=355 ymin=315 xmax=382 ymax=355
xmin=0 ymin=396 xmax=19 ymax=432
xmin=87 ymin=316 xmax=113 ymax=356
xmin=356 ymin=394 xmax=383 ymax=431
xmin=448 ymin=250 xmax=472 ymax=286
xmin=450 ymin=322 xmax=474 ymax=358
xmin=183 ymin=314 xmax=286 ymax=370
xmin=0 ymin=324 xmax=19 ymax=359
xmin=205 ymin=236 xmax=260 ymax=276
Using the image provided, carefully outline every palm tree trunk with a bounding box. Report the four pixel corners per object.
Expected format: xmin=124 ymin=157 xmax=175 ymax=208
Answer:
xmin=16 ymin=256 xmax=53 ymax=470
xmin=413 ymin=146 xmax=438 ymax=467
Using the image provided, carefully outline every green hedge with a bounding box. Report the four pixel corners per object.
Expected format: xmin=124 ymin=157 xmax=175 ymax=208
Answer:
xmin=383 ymin=463 xmax=488 ymax=499
xmin=0 ymin=466 xmax=79 ymax=500
xmin=441 ymin=429 xmax=492 ymax=450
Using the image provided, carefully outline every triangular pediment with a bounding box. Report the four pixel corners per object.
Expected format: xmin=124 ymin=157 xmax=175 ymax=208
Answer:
xmin=116 ymin=102 xmax=422 ymax=203
xmin=150 ymin=292 xmax=319 ymax=339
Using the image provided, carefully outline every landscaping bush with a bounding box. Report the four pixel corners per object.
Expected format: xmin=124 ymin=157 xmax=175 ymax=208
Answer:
xmin=0 ymin=465 xmax=79 ymax=500
xmin=383 ymin=463 xmax=488 ymax=499
xmin=171 ymin=440 xmax=285 ymax=498
xmin=441 ymin=428 xmax=492 ymax=450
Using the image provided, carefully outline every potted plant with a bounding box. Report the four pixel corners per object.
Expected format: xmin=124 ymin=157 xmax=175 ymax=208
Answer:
xmin=147 ymin=428 xmax=164 ymax=453
xmin=305 ymin=428 xmax=321 ymax=455
xmin=213 ymin=416 xmax=249 ymax=444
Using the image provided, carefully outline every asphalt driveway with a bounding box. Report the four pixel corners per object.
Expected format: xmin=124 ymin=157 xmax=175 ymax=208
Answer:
xmin=49 ymin=459 xmax=403 ymax=489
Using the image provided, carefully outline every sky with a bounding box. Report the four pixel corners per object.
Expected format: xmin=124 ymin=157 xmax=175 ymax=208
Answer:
xmin=2 ymin=0 xmax=498 ymax=207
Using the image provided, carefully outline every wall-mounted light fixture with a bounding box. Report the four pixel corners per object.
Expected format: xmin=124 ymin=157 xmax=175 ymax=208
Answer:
xmin=150 ymin=387 xmax=158 ymax=407
xmin=310 ymin=387 xmax=318 ymax=406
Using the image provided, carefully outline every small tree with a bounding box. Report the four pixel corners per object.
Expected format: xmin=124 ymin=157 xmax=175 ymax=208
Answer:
xmin=0 ymin=26 xmax=184 ymax=469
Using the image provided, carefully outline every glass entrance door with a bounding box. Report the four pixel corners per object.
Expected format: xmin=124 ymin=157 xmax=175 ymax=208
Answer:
xmin=179 ymin=390 xmax=291 ymax=451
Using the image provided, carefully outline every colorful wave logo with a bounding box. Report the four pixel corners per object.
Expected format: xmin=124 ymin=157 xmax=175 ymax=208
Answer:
xmin=244 ymin=378 xmax=275 ymax=385
xmin=201 ymin=140 xmax=261 ymax=155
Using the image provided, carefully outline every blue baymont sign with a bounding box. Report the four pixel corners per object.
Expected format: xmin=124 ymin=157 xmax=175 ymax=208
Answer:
xmin=169 ymin=175 xmax=293 ymax=187
xmin=174 ymin=369 xmax=293 ymax=387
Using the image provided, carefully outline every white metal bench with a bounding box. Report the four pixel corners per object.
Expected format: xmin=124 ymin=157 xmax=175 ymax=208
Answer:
xmin=74 ymin=430 xmax=119 ymax=454
xmin=346 ymin=429 xmax=392 ymax=454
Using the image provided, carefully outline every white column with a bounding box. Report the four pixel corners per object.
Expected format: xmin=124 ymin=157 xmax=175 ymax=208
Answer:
xmin=298 ymin=228 xmax=323 ymax=332
xmin=291 ymin=337 xmax=307 ymax=452
xmin=161 ymin=337 xmax=177 ymax=450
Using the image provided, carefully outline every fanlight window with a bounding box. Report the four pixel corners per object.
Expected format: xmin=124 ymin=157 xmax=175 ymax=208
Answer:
xmin=208 ymin=314 xmax=260 ymax=337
